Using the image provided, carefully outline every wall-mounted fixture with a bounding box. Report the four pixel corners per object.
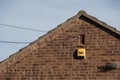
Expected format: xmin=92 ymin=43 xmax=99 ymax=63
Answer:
xmin=98 ymin=62 xmax=118 ymax=72
xmin=77 ymin=44 xmax=86 ymax=59
xmin=73 ymin=35 xmax=86 ymax=60
xmin=76 ymin=35 xmax=86 ymax=59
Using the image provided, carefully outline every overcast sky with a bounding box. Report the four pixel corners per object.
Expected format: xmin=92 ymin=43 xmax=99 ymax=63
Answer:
xmin=0 ymin=0 xmax=120 ymax=61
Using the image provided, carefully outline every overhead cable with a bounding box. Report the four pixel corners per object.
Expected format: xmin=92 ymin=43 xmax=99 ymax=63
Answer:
xmin=0 ymin=23 xmax=47 ymax=33
xmin=0 ymin=40 xmax=31 ymax=44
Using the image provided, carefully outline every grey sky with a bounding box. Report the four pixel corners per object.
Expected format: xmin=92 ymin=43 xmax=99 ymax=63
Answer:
xmin=0 ymin=0 xmax=120 ymax=61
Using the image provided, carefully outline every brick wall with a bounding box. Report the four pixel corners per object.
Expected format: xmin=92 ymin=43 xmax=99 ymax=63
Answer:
xmin=0 ymin=17 xmax=120 ymax=80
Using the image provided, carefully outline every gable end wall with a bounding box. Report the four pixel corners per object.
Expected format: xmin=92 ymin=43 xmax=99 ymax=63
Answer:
xmin=0 ymin=17 xmax=120 ymax=80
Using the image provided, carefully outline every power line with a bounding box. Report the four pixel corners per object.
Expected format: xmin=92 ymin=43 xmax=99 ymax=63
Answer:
xmin=0 ymin=40 xmax=31 ymax=44
xmin=0 ymin=23 xmax=47 ymax=33
xmin=0 ymin=23 xmax=48 ymax=44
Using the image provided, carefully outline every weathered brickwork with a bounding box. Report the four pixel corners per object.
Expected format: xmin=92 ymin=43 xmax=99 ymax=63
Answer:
xmin=0 ymin=11 xmax=120 ymax=80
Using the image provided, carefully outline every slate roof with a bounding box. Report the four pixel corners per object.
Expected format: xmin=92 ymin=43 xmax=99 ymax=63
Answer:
xmin=0 ymin=10 xmax=120 ymax=72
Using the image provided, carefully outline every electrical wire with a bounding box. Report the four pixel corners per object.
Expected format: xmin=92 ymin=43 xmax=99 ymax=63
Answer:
xmin=0 ymin=40 xmax=31 ymax=44
xmin=0 ymin=23 xmax=47 ymax=33
xmin=0 ymin=23 xmax=48 ymax=44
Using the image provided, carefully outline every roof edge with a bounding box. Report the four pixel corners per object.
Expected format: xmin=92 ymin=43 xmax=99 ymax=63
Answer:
xmin=77 ymin=11 xmax=120 ymax=37
xmin=0 ymin=11 xmax=79 ymax=72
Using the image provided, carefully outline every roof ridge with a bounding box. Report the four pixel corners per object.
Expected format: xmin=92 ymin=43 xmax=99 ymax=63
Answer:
xmin=77 ymin=10 xmax=87 ymax=15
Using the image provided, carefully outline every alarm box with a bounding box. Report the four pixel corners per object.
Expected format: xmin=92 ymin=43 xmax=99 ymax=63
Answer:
xmin=77 ymin=45 xmax=86 ymax=59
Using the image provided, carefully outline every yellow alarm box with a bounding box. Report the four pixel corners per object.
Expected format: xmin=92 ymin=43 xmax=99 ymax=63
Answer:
xmin=77 ymin=46 xmax=86 ymax=59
